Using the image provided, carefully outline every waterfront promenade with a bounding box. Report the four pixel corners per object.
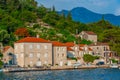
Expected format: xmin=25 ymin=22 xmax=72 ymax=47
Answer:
xmin=2 ymin=65 xmax=110 ymax=73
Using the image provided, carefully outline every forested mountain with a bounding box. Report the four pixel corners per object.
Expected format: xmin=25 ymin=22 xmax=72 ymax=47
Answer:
xmin=58 ymin=7 xmax=120 ymax=25
xmin=0 ymin=0 xmax=120 ymax=56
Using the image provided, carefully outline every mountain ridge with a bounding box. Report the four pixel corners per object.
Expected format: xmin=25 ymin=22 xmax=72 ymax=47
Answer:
xmin=58 ymin=7 xmax=120 ymax=25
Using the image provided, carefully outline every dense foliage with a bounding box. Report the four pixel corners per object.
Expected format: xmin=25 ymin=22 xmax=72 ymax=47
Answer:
xmin=83 ymin=54 xmax=95 ymax=63
xmin=0 ymin=0 xmax=119 ymax=57
xmin=0 ymin=53 xmax=3 ymax=68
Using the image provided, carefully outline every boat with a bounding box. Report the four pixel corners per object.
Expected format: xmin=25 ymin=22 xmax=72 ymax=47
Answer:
xmin=0 ymin=69 xmax=3 ymax=72
xmin=110 ymin=64 xmax=118 ymax=68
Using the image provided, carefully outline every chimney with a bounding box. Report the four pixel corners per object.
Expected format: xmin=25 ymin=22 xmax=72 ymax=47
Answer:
xmin=36 ymin=34 xmax=39 ymax=38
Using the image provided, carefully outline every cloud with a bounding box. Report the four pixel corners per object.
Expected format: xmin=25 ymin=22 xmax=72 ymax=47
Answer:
xmin=115 ymin=8 xmax=120 ymax=15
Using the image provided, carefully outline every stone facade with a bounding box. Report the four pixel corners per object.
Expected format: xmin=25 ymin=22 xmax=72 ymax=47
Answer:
xmin=14 ymin=37 xmax=52 ymax=67
xmin=13 ymin=34 xmax=112 ymax=67
xmin=53 ymin=46 xmax=67 ymax=66
xmin=65 ymin=42 xmax=93 ymax=58
xmin=89 ymin=43 xmax=110 ymax=57
xmin=2 ymin=46 xmax=14 ymax=64
xmin=80 ymin=31 xmax=97 ymax=43
xmin=51 ymin=41 xmax=67 ymax=66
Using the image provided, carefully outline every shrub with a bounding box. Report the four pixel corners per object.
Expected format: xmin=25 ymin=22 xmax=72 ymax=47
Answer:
xmin=83 ymin=54 xmax=95 ymax=63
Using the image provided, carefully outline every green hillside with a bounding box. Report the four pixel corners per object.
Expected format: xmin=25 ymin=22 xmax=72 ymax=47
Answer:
xmin=0 ymin=0 xmax=120 ymax=56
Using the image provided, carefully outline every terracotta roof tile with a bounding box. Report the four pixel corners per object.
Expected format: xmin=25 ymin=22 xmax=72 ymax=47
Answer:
xmin=3 ymin=46 xmax=11 ymax=53
xmin=51 ymin=41 xmax=66 ymax=46
xmin=16 ymin=37 xmax=49 ymax=43
xmin=65 ymin=42 xmax=75 ymax=47
xmin=77 ymin=57 xmax=81 ymax=59
xmin=67 ymin=47 xmax=74 ymax=51
xmin=67 ymin=58 xmax=72 ymax=60
xmin=88 ymin=48 xmax=93 ymax=51
xmin=84 ymin=31 xmax=96 ymax=35
xmin=79 ymin=44 xmax=86 ymax=47
xmin=79 ymin=48 xmax=83 ymax=51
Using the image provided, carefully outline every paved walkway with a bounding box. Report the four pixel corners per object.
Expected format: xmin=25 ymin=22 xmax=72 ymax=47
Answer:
xmin=2 ymin=65 xmax=110 ymax=73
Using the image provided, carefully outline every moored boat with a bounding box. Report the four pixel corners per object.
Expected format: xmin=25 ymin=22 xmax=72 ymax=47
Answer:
xmin=0 ymin=69 xmax=3 ymax=72
xmin=110 ymin=64 xmax=118 ymax=68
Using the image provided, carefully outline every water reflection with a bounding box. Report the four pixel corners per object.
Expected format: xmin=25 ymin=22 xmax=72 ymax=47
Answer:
xmin=0 ymin=68 xmax=120 ymax=80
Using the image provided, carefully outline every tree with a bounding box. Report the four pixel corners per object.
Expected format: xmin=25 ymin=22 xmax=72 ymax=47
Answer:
xmin=0 ymin=52 xmax=3 ymax=60
xmin=83 ymin=54 xmax=95 ymax=63
xmin=36 ymin=5 xmax=48 ymax=18
xmin=52 ymin=5 xmax=55 ymax=12
xmin=102 ymin=29 xmax=120 ymax=59
xmin=0 ymin=30 xmax=10 ymax=45
xmin=80 ymin=39 xmax=92 ymax=45
xmin=19 ymin=10 xmax=37 ymax=22
xmin=66 ymin=12 xmax=72 ymax=21
xmin=14 ymin=28 xmax=30 ymax=38
xmin=0 ymin=60 xmax=3 ymax=68
xmin=0 ymin=52 xmax=3 ymax=68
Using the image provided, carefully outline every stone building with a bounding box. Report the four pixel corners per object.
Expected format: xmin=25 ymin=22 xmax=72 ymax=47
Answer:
xmin=2 ymin=46 xmax=14 ymax=65
xmin=51 ymin=41 xmax=67 ymax=66
xmin=79 ymin=31 xmax=97 ymax=43
xmin=14 ymin=37 xmax=53 ymax=67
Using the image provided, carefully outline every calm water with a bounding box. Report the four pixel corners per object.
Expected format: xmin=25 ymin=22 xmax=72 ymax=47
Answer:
xmin=0 ymin=68 xmax=120 ymax=80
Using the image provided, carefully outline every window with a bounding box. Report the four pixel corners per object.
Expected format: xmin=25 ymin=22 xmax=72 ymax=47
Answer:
xmin=97 ymin=47 xmax=99 ymax=49
xmin=29 ymin=53 xmax=33 ymax=58
xmin=37 ymin=45 xmax=40 ymax=49
xmin=44 ymin=45 xmax=48 ymax=49
xmin=57 ymin=47 xmax=59 ymax=51
xmin=104 ymin=47 xmax=106 ymax=51
xmin=37 ymin=53 xmax=40 ymax=58
xmin=29 ymin=45 xmax=33 ymax=49
xmin=57 ymin=53 xmax=59 ymax=57
xmin=44 ymin=53 xmax=48 ymax=57
xmin=62 ymin=54 xmax=64 ymax=57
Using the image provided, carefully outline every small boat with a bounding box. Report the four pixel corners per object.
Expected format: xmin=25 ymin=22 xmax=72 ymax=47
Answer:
xmin=110 ymin=64 xmax=118 ymax=68
xmin=0 ymin=69 xmax=3 ymax=72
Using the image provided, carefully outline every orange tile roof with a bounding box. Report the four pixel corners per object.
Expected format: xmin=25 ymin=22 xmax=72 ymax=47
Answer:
xmin=88 ymin=48 xmax=93 ymax=51
xmin=67 ymin=47 xmax=74 ymax=51
xmin=79 ymin=44 xmax=86 ymax=47
xmin=77 ymin=57 xmax=81 ymax=59
xmin=16 ymin=37 xmax=49 ymax=43
xmin=3 ymin=46 xmax=11 ymax=53
xmin=84 ymin=31 xmax=96 ymax=35
xmin=67 ymin=58 xmax=73 ymax=60
xmin=64 ymin=42 xmax=75 ymax=47
xmin=79 ymin=48 xmax=83 ymax=51
xmin=51 ymin=41 xmax=66 ymax=46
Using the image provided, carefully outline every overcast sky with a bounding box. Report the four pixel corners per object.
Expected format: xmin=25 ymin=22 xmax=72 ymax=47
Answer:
xmin=36 ymin=0 xmax=120 ymax=15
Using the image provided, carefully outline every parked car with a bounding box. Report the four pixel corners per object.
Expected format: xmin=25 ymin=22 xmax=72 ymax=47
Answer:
xmin=73 ymin=62 xmax=81 ymax=67
xmin=96 ymin=62 xmax=104 ymax=65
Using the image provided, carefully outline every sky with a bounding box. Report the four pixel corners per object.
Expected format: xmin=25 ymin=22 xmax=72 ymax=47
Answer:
xmin=36 ymin=0 xmax=120 ymax=15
